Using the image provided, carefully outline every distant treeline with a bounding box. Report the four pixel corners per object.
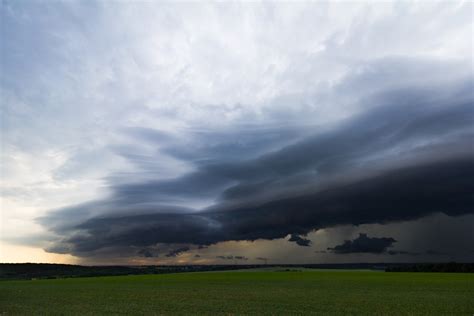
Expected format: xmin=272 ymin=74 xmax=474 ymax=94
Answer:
xmin=386 ymin=262 xmax=474 ymax=273
xmin=1 ymin=262 xmax=388 ymax=280
xmin=0 ymin=263 xmax=252 ymax=280
xmin=2 ymin=262 xmax=472 ymax=280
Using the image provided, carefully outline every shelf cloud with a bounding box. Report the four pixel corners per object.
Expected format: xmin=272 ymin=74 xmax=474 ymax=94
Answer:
xmin=2 ymin=1 xmax=473 ymax=263
xmin=39 ymin=74 xmax=474 ymax=258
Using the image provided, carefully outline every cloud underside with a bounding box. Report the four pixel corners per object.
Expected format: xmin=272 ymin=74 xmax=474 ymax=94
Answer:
xmin=46 ymin=157 xmax=473 ymax=256
xmin=328 ymin=233 xmax=396 ymax=254
xmin=326 ymin=233 xmax=452 ymax=256
xmin=38 ymin=62 xmax=474 ymax=258
xmin=289 ymin=234 xmax=312 ymax=247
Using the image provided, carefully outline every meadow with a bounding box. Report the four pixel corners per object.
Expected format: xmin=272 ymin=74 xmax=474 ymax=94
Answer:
xmin=1 ymin=269 xmax=473 ymax=315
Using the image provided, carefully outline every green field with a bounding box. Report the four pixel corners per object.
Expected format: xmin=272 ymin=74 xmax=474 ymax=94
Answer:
xmin=1 ymin=269 xmax=473 ymax=315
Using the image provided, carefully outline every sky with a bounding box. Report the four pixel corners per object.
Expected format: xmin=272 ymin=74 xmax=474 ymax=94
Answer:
xmin=1 ymin=1 xmax=473 ymax=265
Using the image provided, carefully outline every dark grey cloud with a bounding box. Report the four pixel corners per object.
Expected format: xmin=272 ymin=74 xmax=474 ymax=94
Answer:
xmin=289 ymin=234 xmax=311 ymax=247
xmin=81 ymin=72 xmax=474 ymax=212
xmin=86 ymin=157 xmax=470 ymax=248
xmin=43 ymin=150 xmax=474 ymax=258
xmin=109 ymin=124 xmax=312 ymax=205
xmin=165 ymin=247 xmax=190 ymax=258
xmin=215 ymin=255 xmax=248 ymax=261
xmin=38 ymin=61 xmax=474 ymax=259
xmin=328 ymin=233 xmax=396 ymax=254
xmin=387 ymin=250 xmax=420 ymax=256
xmin=137 ymin=248 xmax=155 ymax=258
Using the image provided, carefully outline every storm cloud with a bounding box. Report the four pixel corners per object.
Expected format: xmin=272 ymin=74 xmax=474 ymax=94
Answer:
xmin=165 ymin=247 xmax=190 ymax=258
xmin=39 ymin=78 xmax=474 ymax=258
xmin=328 ymin=234 xmax=396 ymax=254
xmin=137 ymin=248 xmax=155 ymax=258
xmin=289 ymin=234 xmax=312 ymax=247
xmin=3 ymin=2 xmax=473 ymax=263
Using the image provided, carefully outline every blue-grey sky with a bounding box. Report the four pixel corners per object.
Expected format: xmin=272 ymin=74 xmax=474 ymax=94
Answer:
xmin=1 ymin=1 xmax=473 ymax=265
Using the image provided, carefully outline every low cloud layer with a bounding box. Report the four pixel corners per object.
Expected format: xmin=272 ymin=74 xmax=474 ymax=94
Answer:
xmin=328 ymin=234 xmax=396 ymax=254
xmin=165 ymin=247 xmax=190 ymax=258
xmin=216 ymin=255 xmax=248 ymax=261
xmin=289 ymin=235 xmax=311 ymax=247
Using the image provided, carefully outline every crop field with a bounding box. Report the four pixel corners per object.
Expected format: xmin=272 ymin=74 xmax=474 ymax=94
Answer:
xmin=1 ymin=269 xmax=473 ymax=315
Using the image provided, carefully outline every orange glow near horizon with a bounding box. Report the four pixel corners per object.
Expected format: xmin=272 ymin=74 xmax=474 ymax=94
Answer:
xmin=0 ymin=241 xmax=78 ymax=264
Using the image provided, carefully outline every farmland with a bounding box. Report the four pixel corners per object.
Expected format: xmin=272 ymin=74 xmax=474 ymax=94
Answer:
xmin=1 ymin=269 xmax=473 ymax=315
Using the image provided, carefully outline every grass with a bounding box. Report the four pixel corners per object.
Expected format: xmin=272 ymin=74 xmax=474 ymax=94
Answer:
xmin=1 ymin=269 xmax=473 ymax=315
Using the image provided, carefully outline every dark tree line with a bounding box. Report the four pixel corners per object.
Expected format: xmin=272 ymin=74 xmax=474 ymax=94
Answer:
xmin=0 ymin=263 xmax=261 ymax=280
xmin=385 ymin=262 xmax=474 ymax=273
xmin=2 ymin=262 xmax=472 ymax=280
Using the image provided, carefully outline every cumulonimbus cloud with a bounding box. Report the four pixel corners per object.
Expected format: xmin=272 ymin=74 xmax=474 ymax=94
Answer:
xmin=38 ymin=60 xmax=474 ymax=259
